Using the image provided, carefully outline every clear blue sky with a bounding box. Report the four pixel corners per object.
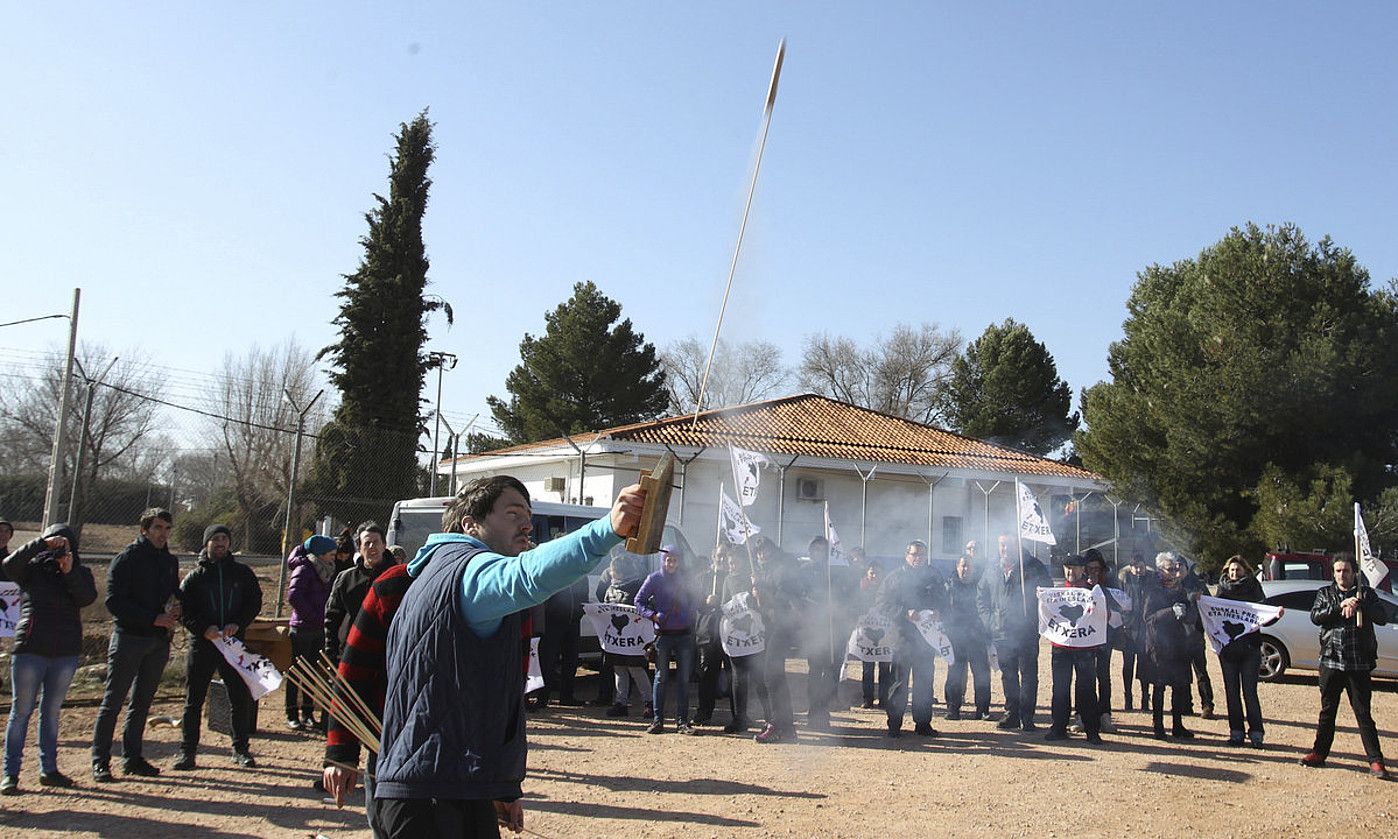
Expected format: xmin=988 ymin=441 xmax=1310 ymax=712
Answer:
xmin=4 ymin=3 xmax=1396 ymax=443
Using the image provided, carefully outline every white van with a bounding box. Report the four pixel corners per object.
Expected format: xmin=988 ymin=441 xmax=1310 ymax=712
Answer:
xmin=386 ymin=495 xmax=697 ymax=658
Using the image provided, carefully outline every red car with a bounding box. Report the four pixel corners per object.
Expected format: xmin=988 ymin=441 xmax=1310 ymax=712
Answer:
xmin=1263 ymin=550 xmax=1396 ymax=593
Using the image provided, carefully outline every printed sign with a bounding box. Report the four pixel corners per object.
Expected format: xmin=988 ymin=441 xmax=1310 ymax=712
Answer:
xmin=0 ymin=582 xmax=20 ymax=638
xmin=912 ymin=610 xmax=955 ymax=666
xmin=1036 ymin=586 xmax=1107 ymax=648
xmin=1196 ymin=595 xmax=1283 ymax=654
xmin=213 ymin=635 xmax=283 ymax=701
xmin=846 ymin=610 xmax=895 ymax=662
xmin=719 ymin=592 xmax=767 ymax=657
xmin=583 ymin=602 xmax=656 ymax=656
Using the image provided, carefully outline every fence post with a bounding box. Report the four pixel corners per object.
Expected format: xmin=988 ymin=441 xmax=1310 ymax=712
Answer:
xmin=276 ymin=388 xmax=324 ymax=618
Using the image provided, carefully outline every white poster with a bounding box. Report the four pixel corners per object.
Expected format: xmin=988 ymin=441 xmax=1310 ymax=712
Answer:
xmin=1037 ymin=585 xmax=1107 ymax=648
xmin=912 ymin=610 xmax=955 ymax=666
xmin=213 ymin=635 xmax=283 ymax=701
xmin=719 ymin=592 xmax=767 ymax=657
xmin=1196 ymin=595 xmax=1284 ymax=654
xmin=0 ymin=582 xmax=20 ymax=638
xmin=846 ymin=610 xmax=895 ymax=662
xmin=582 ymin=602 xmax=656 ymax=656
xmin=719 ymin=487 xmax=759 ymax=545
xmin=526 ymin=637 xmax=545 ymax=693
xmin=1017 ymin=480 xmax=1057 ymax=545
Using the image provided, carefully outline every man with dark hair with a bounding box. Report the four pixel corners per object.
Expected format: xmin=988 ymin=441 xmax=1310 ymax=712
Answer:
xmin=979 ymin=533 xmax=1051 ymax=732
xmin=171 ymin=525 xmax=263 ymax=769
xmin=751 ymin=537 xmax=801 ymax=744
xmin=1044 ymin=555 xmax=1103 ymax=745
xmin=324 ymin=521 xmax=395 ymax=663
xmin=374 ymin=476 xmax=645 ymax=836
xmin=878 ymin=540 xmax=945 ymax=738
xmin=801 ymin=536 xmax=845 ymax=732
xmin=0 ymin=518 xmax=13 ymax=581
xmin=1300 ymin=553 xmax=1390 ymax=779
xmin=91 ymin=508 xmax=181 ymax=782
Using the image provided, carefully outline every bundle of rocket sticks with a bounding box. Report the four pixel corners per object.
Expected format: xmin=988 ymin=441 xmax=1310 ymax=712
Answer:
xmin=280 ymin=651 xmax=382 ymax=754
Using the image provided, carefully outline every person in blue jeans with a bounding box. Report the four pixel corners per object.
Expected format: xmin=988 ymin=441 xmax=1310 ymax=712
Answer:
xmin=90 ymin=508 xmax=181 ymax=782
xmin=636 ymin=545 xmax=698 ymax=735
xmin=2 ymin=524 xmax=98 ymax=794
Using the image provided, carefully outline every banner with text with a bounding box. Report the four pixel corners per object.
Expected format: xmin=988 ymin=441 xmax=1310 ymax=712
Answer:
xmin=583 ymin=603 xmax=656 ymax=656
xmin=720 ymin=592 xmax=767 ymax=657
xmin=0 ymin=582 xmax=20 ymax=638
xmin=1196 ymin=595 xmax=1283 ymax=654
xmin=913 ymin=610 xmax=956 ymax=666
xmin=846 ymin=610 xmax=895 ymax=662
xmin=1036 ymin=586 xmax=1106 ymax=648
xmin=1017 ymin=480 xmax=1057 ymax=545
xmin=213 ymin=636 xmax=284 ymax=701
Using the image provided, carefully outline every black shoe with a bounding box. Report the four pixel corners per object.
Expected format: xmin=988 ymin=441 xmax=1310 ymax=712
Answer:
xmin=646 ymin=720 xmax=664 ymax=734
xmin=233 ymin=751 xmax=257 ymax=768
xmin=973 ymin=711 xmax=995 ymax=721
xmin=723 ymin=720 xmax=750 ymax=734
xmin=171 ymin=753 xmax=197 ymax=771
xmin=38 ymin=771 xmax=74 ymax=788
xmin=557 ymin=696 xmax=586 ymax=707
xmin=886 ymin=727 xmax=902 ymax=739
xmin=861 ymin=699 xmax=876 ymax=709
xmin=92 ymin=764 xmax=115 ymax=783
xmin=123 ymin=758 xmax=160 ymax=778
xmin=691 ymin=714 xmax=713 ymax=726
xmin=806 ymin=717 xmax=830 ymax=732
xmin=1086 ymin=733 xmax=1103 ymax=745
xmin=914 ymin=723 xmax=939 ymax=737
xmin=1172 ymin=725 xmax=1195 ymax=740
xmin=996 ymin=716 xmax=1019 ymax=730
xmin=1044 ymin=728 xmax=1069 ymax=742
xmin=676 ymin=721 xmax=697 ymax=736
xmin=1020 ymin=721 xmax=1038 ymax=732
xmin=1153 ymin=728 xmax=1169 ymax=741
xmin=945 ymin=710 xmax=962 ymax=721
xmin=605 ymin=703 xmax=629 ymax=718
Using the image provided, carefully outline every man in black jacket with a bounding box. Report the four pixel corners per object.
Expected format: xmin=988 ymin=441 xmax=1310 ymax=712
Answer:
xmin=172 ymin=524 xmax=263 ymax=770
xmin=323 ymin=521 xmax=394 ymax=663
xmin=978 ymin=536 xmax=1052 ymax=732
xmin=1300 ymin=553 xmax=1390 ymax=779
xmin=90 ymin=508 xmax=181 ymax=782
xmin=878 ymin=540 xmax=946 ymax=738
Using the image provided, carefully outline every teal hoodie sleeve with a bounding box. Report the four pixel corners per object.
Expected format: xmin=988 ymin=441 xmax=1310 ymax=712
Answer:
xmin=456 ymin=517 xmax=621 ymax=637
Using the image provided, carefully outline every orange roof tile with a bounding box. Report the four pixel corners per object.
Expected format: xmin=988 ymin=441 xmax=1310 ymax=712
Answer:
xmin=468 ymin=394 xmax=1098 ymax=481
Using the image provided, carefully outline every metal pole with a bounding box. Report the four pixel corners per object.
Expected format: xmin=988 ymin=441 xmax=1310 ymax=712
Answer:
xmin=1106 ymin=496 xmax=1123 ymax=567
xmin=975 ymin=480 xmax=1002 ymax=560
xmin=853 ymin=464 xmax=877 ymax=547
xmin=438 ymin=414 xmax=456 ymax=498
xmin=450 ymin=430 xmax=461 ymax=497
xmin=168 ymin=463 xmax=179 ymax=510
xmin=775 ymin=455 xmax=799 ymax=548
xmin=277 ymin=387 xmax=325 ymax=618
xmin=426 ymin=351 xmax=458 ymax=497
xmin=42 ymin=288 xmax=80 ymax=528
xmin=919 ymin=473 xmax=946 ymax=553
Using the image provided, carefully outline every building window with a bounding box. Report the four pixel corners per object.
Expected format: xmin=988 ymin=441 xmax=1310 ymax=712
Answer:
xmin=941 ymin=516 xmax=963 ymax=555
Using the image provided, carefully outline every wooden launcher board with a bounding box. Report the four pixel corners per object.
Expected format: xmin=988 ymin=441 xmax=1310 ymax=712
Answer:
xmin=625 ymin=453 xmax=676 ymax=554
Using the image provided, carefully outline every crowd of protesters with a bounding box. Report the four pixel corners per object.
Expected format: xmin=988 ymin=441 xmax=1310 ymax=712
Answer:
xmin=0 ymin=486 xmax=1390 ymax=836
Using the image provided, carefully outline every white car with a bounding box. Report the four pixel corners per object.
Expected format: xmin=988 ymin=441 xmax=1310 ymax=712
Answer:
xmin=1254 ymin=580 xmax=1398 ymax=681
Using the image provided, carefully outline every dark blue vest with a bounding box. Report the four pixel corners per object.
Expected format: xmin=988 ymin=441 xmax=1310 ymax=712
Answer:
xmin=375 ymin=543 xmax=527 ymax=801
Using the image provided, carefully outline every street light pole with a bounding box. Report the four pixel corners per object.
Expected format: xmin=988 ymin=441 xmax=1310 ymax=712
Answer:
xmin=42 ymin=288 xmax=81 ymax=528
xmin=427 ymin=351 xmax=458 ymax=497
xmin=276 ymin=387 xmax=325 ymax=618
xmin=66 ymin=355 xmax=118 ymax=528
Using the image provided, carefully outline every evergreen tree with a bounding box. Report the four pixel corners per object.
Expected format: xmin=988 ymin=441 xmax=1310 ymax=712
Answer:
xmin=938 ymin=318 xmax=1078 ymax=456
xmin=1076 ymin=223 xmax=1398 ymax=564
xmin=488 ymin=281 xmax=667 ymax=443
xmin=310 ymin=111 xmax=449 ymax=522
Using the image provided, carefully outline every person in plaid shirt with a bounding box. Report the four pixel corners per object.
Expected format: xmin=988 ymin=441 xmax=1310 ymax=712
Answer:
xmin=1299 ymin=553 xmax=1390 ymax=780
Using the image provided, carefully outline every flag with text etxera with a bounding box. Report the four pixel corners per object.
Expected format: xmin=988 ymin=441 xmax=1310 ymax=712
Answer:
xmin=719 ymin=487 xmax=759 ymax=544
xmin=1355 ymin=502 xmax=1388 ymax=588
xmin=1036 ymin=585 xmax=1106 ymax=648
xmin=583 ymin=603 xmax=656 ymax=656
xmin=1196 ymin=595 xmax=1283 ymax=654
xmin=824 ymin=501 xmax=848 ymax=566
xmin=729 ymin=444 xmax=771 ymax=506
xmin=1017 ymin=480 xmax=1056 ymax=545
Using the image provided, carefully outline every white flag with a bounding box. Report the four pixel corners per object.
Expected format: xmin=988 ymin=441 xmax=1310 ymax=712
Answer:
xmin=1036 ymin=585 xmax=1106 ymax=648
xmin=729 ymin=444 xmax=771 ymax=507
xmin=0 ymin=582 xmax=20 ymax=638
xmin=912 ymin=610 xmax=956 ymax=666
xmin=1017 ymin=480 xmax=1057 ymax=546
xmin=1356 ymin=503 xmax=1387 ymax=588
xmin=719 ymin=487 xmax=759 ymax=545
xmin=720 ymin=592 xmax=767 ymax=657
xmin=583 ymin=603 xmax=656 ymax=656
xmin=1196 ymin=595 xmax=1283 ymax=654
xmin=824 ymin=501 xmax=848 ymax=566
xmin=525 ymin=637 xmax=545 ymax=693
xmin=846 ymin=610 xmax=895 ymax=662
xmin=212 ymin=636 xmax=283 ymax=701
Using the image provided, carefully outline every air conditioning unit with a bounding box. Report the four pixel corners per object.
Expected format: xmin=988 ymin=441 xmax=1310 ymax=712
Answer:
xmin=796 ymin=477 xmax=824 ymax=502
xmin=544 ymin=477 xmax=566 ymax=493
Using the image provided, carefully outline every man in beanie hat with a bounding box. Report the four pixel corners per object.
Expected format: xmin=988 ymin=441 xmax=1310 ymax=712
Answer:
xmin=0 ymin=517 xmax=14 ymax=581
xmin=171 ymin=523 xmax=263 ymax=769
xmin=91 ymin=507 xmax=180 ymax=782
xmin=286 ymin=534 xmax=338 ymax=730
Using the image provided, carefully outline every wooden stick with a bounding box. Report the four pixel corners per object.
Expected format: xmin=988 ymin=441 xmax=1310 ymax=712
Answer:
xmin=317 ymin=652 xmax=383 ymax=735
xmin=286 ymin=665 xmax=379 ymax=752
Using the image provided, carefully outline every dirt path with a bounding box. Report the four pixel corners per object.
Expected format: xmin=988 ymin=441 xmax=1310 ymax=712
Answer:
xmin=1 ymin=650 xmax=1393 ymax=838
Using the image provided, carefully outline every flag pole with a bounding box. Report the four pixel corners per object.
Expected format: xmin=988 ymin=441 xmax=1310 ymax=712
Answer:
xmin=712 ymin=483 xmax=724 ymax=599
xmin=1355 ymin=502 xmax=1365 ymax=628
xmin=692 ymin=39 xmax=787 ymax=426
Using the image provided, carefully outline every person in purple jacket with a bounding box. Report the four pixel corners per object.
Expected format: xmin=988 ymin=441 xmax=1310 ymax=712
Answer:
xmin=286 ymin=535 xmax=338 ymax=730
xmin=636 ymin=545 xmax=698 ymax=735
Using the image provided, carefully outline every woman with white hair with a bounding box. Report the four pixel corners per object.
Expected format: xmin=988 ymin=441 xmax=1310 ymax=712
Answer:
xmin=1140 ymin=551 xmax=1197 ymax=740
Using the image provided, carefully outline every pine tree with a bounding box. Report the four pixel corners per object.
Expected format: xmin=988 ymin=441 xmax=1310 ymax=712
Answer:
xmin=488 ymin=281 xmax=667 ymax=443
xmin=938 ymin=319 xmax=1078 ymax=456
xmin=310 ymin=111 xmax=449 ymax=523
